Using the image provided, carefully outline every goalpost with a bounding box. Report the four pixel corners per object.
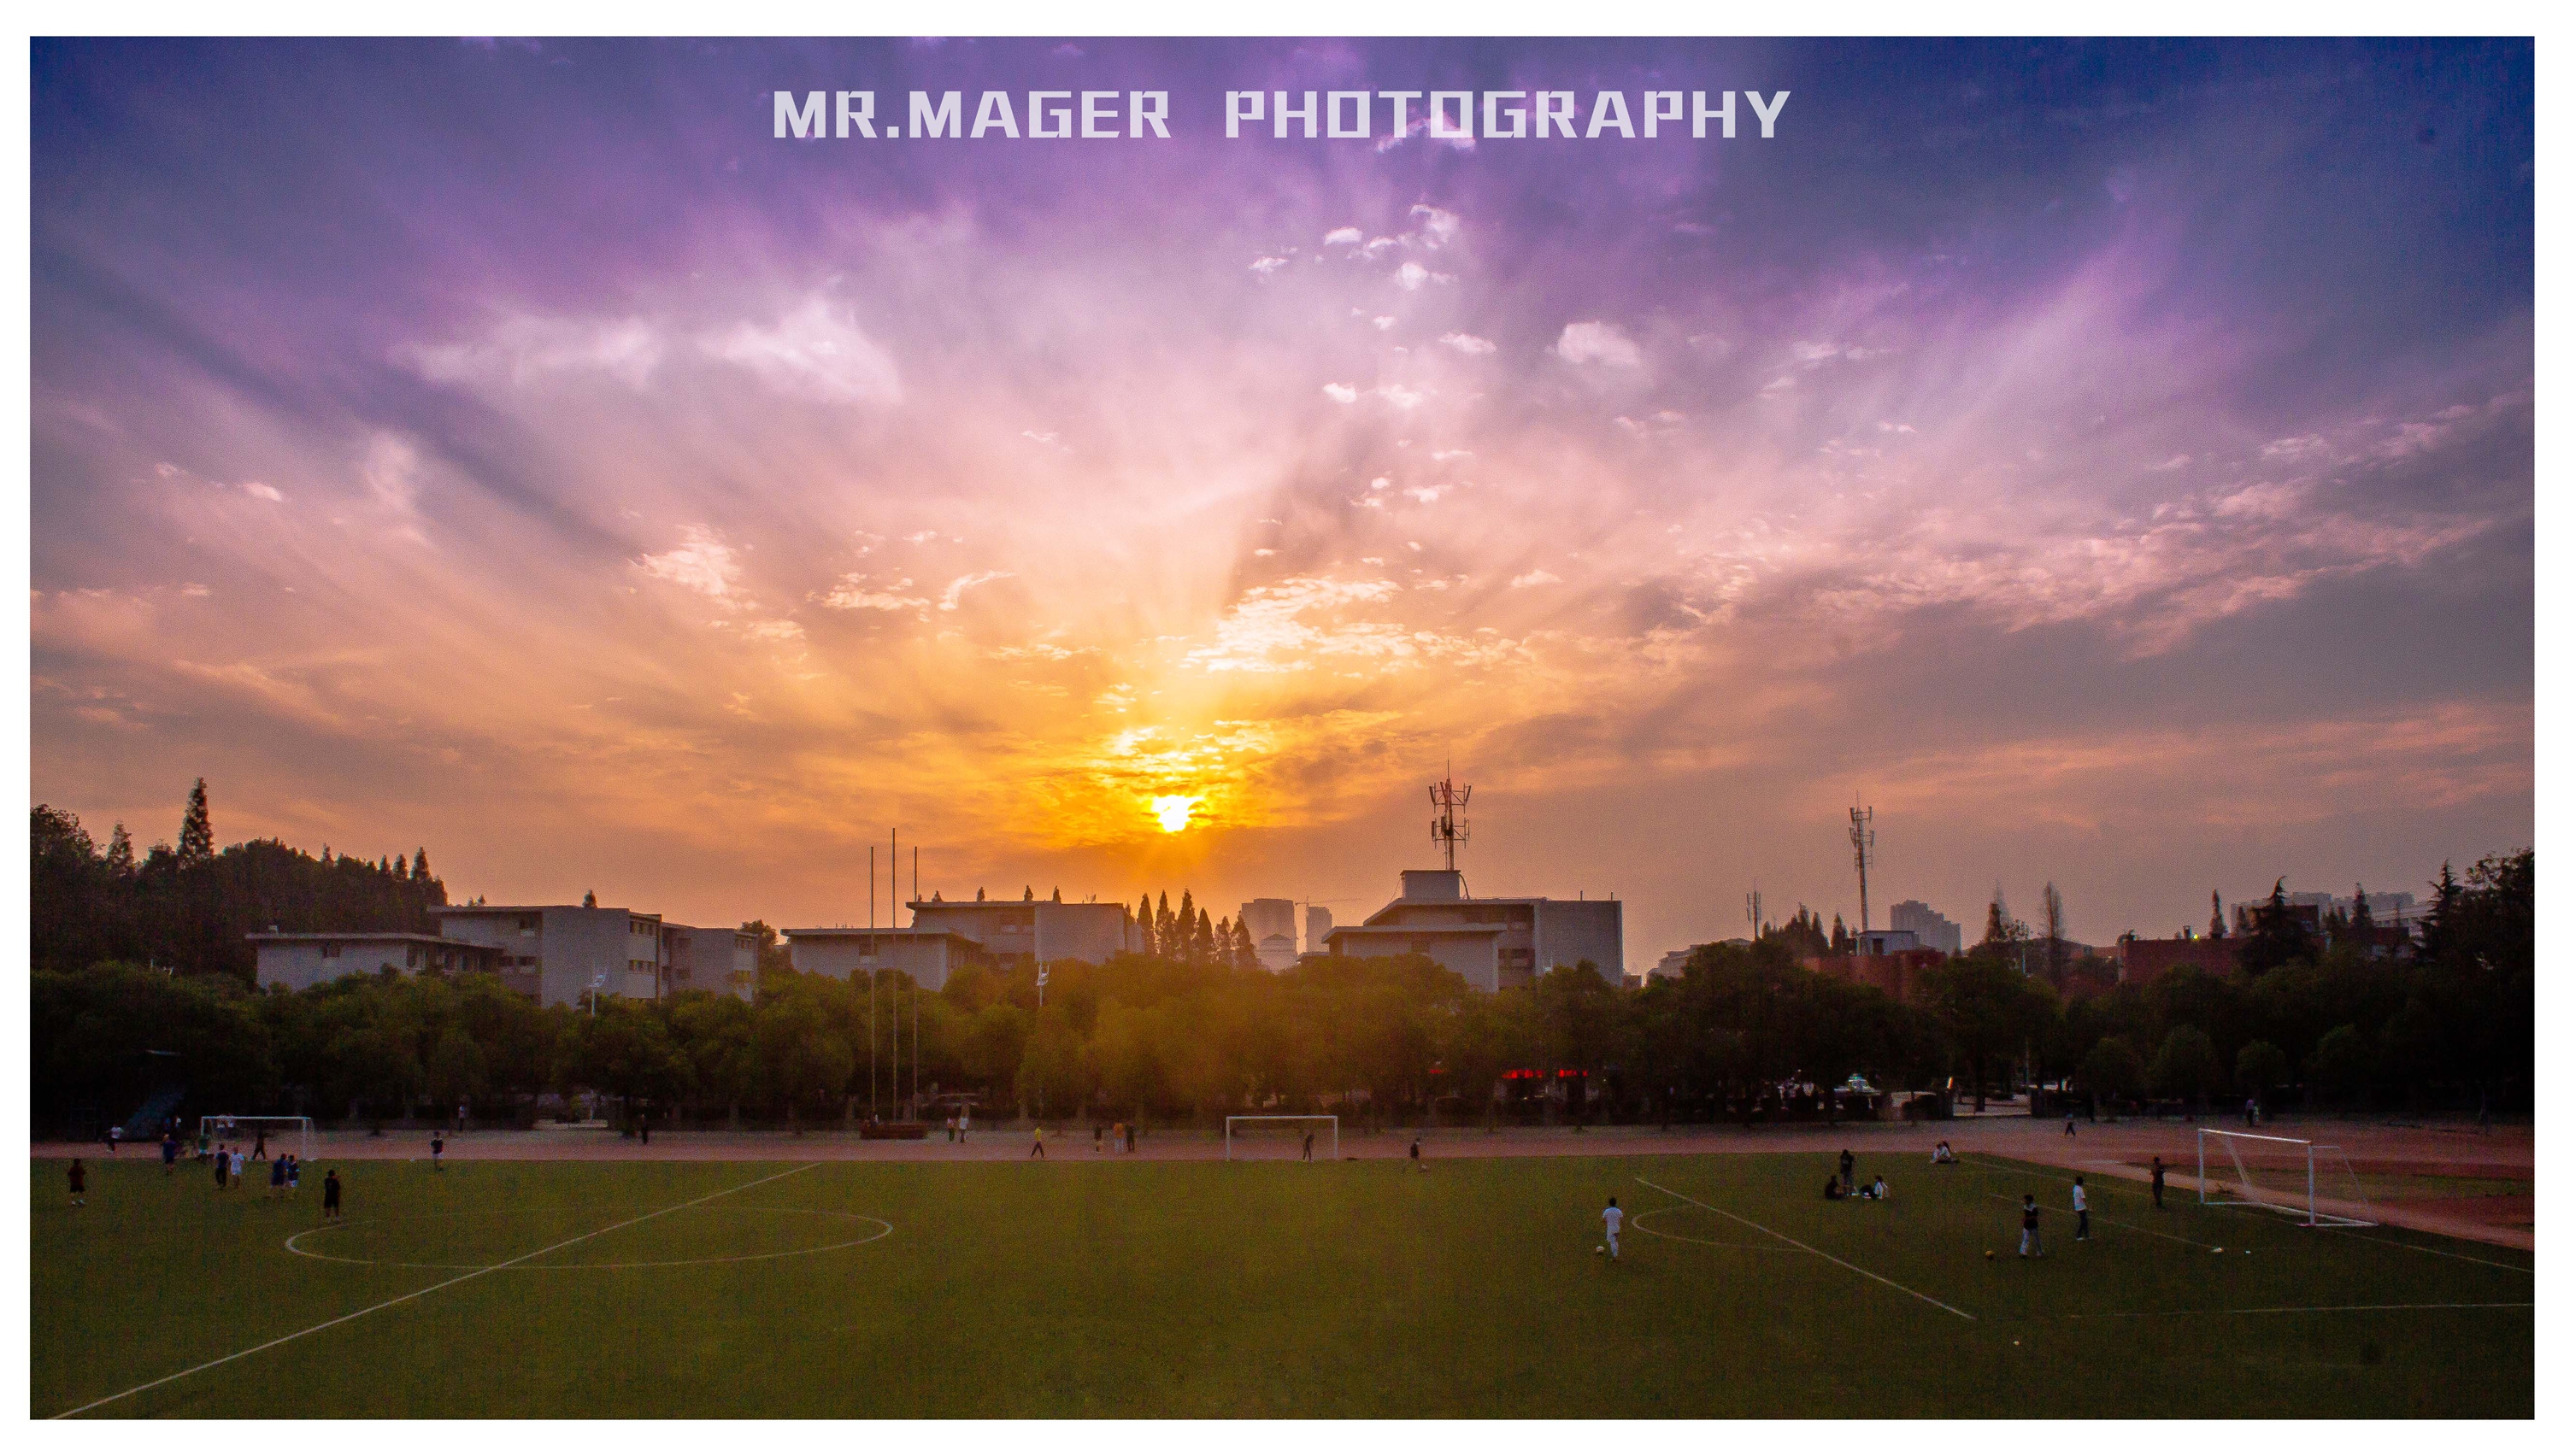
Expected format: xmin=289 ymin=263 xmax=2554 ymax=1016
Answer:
xmin=199 ymin=1115 xmax=315 ymax=1164
xmin=1226 ymin=1114 xmax=1339 ymax=1161
xmin=2197 ymin=1127 xmax=2377 ymax=1227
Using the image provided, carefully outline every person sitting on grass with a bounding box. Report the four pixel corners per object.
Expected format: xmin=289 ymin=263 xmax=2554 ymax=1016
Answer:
xmin=1932 ymin=1141 xmax=1955 ymax=1164
xmin=1871 ymin=1177 xmax=1889 ymax=1200
xmin=1823 ymin=1175 xmax=1843 ymax=1201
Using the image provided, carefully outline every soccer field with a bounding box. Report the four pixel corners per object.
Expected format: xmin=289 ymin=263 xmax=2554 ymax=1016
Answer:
xmin=32 ymin=1149 xmax=2532 ymax=1418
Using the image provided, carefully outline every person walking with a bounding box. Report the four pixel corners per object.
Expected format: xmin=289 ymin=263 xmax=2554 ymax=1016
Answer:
xmin=1301 ymin=1129 xmax=1315 ymax=1162
xmin=68 ymin=1158 xmax=87 ymax=1206
xmin=162 ymin=1130 xmax=179 ymax=1177
xmin=1408 ymin=1134 xmax=1426 ymax=1171
xmin=1839 ymin=1148 xmax=1855 ymax=1189
xmin=2150 ymin=1156 xmax=2167 ymax=1209
xmin=269 ymin=1153 xmax=288 ymax=1199
xmin=431 ymin=1133 xmax=445 ymax=1171
xmin=213 ymin=1144 xmax=229 ymax=1191
xmin=322 ymin=1167 xmax=344 ymax=1221
xmin=1601 ymin=1196 xmax=1623 ymax=1260
xmin=1030 ymin=1126 xmax=1046 ymax=1160
xmin=959 ymin=1111 xmax=970 ymax=1144
xmin=2072 ymin=1176 xmax=2091 ymax=1241
xmin=107 ymin=1124 xmax=123 ymax=1155
xmin=2019 ymin=1194 xmax=2044 ymax=1257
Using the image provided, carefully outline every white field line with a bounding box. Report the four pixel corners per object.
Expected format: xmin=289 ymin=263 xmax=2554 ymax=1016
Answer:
xmin=2044 ymin=1301 xmax=2533 ymax=1320
xmin=1636 ymin=1176 xmax=1975 ymax=1321
xmin=2311 ymin=1222 xmax=2534 ymax=1273
xmin=1628 ymin=1206 xmax=1799 ymax=1252
xmin=50 ymin=1162 xmax=824 ymax=1419
xmin=1971 ymin=1153 xmax=2301 ymax=1251
xmin=1971 ymin=1151 xmax=2534 ymax=1273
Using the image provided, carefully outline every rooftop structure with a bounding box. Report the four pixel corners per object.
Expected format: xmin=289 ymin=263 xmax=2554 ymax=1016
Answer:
xmin=906 ymin=892 xmax=1130 ymax=968
xmin=1323 ymin=868 xmax=1623 ymax=992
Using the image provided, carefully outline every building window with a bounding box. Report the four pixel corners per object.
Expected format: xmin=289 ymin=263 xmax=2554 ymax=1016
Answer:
xmin=517 ymin=916 xmax=538 ymax=934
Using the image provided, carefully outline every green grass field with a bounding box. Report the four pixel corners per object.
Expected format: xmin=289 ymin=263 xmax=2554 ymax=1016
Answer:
xmin=32 ymin=1149 xmax=2532 ymax=1418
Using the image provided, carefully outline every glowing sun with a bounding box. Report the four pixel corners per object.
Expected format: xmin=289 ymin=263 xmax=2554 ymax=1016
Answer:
xmin=1150 ymin=795 xmax=1199 ymax=833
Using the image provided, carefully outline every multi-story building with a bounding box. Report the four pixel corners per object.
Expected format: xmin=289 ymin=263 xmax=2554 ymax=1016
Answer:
xmin=1303 ymin=906 xmax=1335 ymax=955
xmin=1889 ymin=900 xmax=1964 ymax=956
xmin=1852 ymin=928 xmax=1921 ymax=957
xmin=248 ymin=931 xmax=499 ymax=993
xmin=1255 ymin=932 xmax=1298 ymax=972
xmin=1238 ymin=898 xmax=1298 ymax=966
xmin=1322 ymin=869 xmax=1623 ymax=993
xmin=905 ymin=890 xmax=1131 ymax=969
xmin=431 ymin=903 xmax=668 ymax=1007
xmin=781 ymin=926 xmax=985 ymax=991
xmin=662 ymin=922 xmax=759 ymax=1001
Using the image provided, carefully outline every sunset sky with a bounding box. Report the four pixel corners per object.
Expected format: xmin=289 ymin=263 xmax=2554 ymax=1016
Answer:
xmin=30 ymin=38 xmax=2533 ymax=966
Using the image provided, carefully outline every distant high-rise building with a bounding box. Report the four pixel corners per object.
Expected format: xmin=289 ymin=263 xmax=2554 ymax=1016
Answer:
xmin=1889 ymin=900 xmax=1962 ymax=956
xmin=1303 ymin=906 xmax=1334 ymax=954
xmin=1239 ymin=897 xmax=1297 ymax=947
xmin=1256 ymin=933 xmax=1298 ymax=972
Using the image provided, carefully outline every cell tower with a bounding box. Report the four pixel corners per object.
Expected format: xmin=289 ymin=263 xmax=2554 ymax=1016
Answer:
xmin=1745 ymin=887 xmax=1764 ymax=940
xmin=1848 ymin=804 xmax=1877 ymax=937
xmin=1428 ymin=766 xmax=1471 ymax=872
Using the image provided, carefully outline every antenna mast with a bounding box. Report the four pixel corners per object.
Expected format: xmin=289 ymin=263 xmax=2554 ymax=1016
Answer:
xmin=1848 ymin=804 xmax=1876 ymax=938
xmin=1746 ymin=886 xmax=1763 ymax=940
xmin=1428 ymin=766 xmax=1472 ymax=872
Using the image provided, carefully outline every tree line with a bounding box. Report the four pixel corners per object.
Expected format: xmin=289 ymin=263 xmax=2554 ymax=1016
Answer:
xmin=26 ymin=795 xmax=2532 ymax=1133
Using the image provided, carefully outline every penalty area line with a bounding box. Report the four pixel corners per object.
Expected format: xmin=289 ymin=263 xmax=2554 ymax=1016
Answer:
xmin=2038 ymin=1300 xmax=2534 ymax=1321
xmin=1636 ymin=1176 xmax=1974 ymax=1321
xmin=50 ymin=1162 xmax=824 ymax=1419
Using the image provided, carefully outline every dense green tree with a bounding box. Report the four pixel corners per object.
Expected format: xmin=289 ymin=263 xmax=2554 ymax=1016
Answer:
xmin=2077 ymin=1036 xmax=2144 ymax=1106
xmin=2147 ymin=1024 xmax=2221 ymax=1107
xmin=2233 ymin=1040 xmax=2291 ymax=1105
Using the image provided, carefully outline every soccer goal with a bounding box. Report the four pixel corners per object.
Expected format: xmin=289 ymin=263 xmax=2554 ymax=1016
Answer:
xmin=2197 ymin=1127 xmax=2378 ymax=1226
xmin=1226 ymin=1114 xmax=1339 ymax=1161
xmin=199 ymin=1115 xmax=315 ymax=1163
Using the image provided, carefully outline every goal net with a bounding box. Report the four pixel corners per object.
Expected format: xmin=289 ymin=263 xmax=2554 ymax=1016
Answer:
xmin=199 ymin=1115 xmax=315 ymax=1164
xmin=1226 ymin=1115 xmax=1338 ymax=1161
xmin=2197 ymin=1127 xmax=2377 ymax=1226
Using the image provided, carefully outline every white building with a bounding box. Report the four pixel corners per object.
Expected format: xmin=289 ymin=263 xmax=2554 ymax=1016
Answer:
xmin=1238 ymin=898 xmax=1298 ymax=963
xmin=432 ymin=904 xmax=668 ymax=1007
xmin=663 ymin=923 xmax=758 ymax=1000
xmin=249 ymin=931 xmax=498 ymax=993
xmin=1303 ymin=906 xmax=1335 ymax=955
xmin=1645 ymin=939 xmax=1750 ymax=983
xmin=782 ymin=927 xmax=982 ymax=991
xmin=906 ymin=890 xmax=1131 ymax=969
xmin=1889 ymin=900 xmax=1963 ymax=956
xmin=1323 ymin=869 xmax=1624 ymax=993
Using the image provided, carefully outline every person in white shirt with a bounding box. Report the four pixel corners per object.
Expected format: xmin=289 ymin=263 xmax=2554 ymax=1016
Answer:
xmin=958 ymin=1111 xmax=970 ymax=1143
xmin=1872 ymin=1177 xmax=1889 ymax=1200
xmin=2072 ymin=1176 xmax=2091 ymax=1241
xmin=1601 ymin=1196 xmax=1624 ymax=1259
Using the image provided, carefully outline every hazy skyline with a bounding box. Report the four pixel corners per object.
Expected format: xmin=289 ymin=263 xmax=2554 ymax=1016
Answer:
xmin=32 ymin=38 xmax=2532 ymax=967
